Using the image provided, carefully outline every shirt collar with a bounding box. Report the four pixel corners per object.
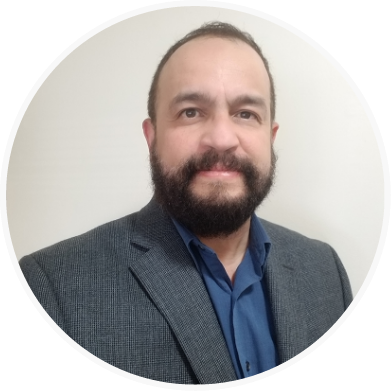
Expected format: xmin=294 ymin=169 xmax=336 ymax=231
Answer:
xmin=171 ymin=214 xmax=271 ymax=266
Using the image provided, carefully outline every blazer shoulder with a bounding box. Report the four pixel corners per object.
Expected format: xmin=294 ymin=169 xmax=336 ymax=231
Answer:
xmin=259 ymin=218 xmax=329 ymax=250
xmin=19 ymin=211 xmax=140 ymax=268
xmin=260 ymin=217 xmax=353 ymax=306
xmin=18 ymin=211 xmax=145 ymax=322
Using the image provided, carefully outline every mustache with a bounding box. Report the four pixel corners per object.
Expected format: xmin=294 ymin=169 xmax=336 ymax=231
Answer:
xmin=179 ymin=150 xmax=254 ymax=180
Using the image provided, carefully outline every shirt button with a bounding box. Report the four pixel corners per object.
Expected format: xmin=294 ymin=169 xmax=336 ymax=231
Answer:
xmin=246 ymin=361 xmax=250 ymax=372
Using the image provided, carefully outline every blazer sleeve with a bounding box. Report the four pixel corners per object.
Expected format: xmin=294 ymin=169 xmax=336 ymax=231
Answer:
xmin=19 ymin=255 xmax=67 ymax=332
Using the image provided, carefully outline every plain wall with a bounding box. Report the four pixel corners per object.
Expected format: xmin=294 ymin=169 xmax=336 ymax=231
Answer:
xmin=6 ymin=6 xmax=384 ymax=296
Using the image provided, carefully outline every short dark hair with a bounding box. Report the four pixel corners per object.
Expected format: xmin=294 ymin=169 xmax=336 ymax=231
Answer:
xmin=147 ymin=21 xmax=276 ymax=125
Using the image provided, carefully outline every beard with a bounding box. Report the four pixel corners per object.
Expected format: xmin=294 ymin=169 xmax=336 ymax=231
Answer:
xmin=150 ymin=146 xmax=277 ymax=238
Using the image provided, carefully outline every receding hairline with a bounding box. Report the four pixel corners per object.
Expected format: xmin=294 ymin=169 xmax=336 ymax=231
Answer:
xmin=159 ymin=34 xmax=268 ymax=77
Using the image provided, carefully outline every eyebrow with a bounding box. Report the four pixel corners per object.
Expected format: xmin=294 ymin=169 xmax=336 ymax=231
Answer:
xmin=169 ymin=91 xmax=214 ymax=110
xmin=230 ymin=94 xmax=268 ymax=111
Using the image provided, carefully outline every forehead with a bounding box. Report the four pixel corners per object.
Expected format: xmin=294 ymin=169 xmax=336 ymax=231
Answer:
xmin=156 ymin=36 xmax=271 ymax=106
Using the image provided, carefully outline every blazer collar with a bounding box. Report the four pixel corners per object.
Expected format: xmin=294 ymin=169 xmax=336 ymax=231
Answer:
xmin=126 ymin=199 xmax=237 ymax=384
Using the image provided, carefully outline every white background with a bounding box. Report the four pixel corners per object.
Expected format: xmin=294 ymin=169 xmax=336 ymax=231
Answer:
xmin=5 ymin=5 xmax=384 ymax=299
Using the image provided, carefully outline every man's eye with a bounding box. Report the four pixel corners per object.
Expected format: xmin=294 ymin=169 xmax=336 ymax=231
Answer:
xmin=182 ymin=109 xmax=198 ymax=118
xmin=238 ymin=111 xmax=255 ymax=120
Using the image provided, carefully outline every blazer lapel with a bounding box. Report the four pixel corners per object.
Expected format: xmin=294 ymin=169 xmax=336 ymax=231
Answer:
xmin=126 ymin=200 xmax=237 ymax=384
xmin=264 ymin=242 xmax=309 ymax=363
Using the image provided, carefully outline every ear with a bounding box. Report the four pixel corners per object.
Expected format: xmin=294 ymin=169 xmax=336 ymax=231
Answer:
xmin=271 ymin=122 xmax=279 ymax=143
xmin=142 ymin=118 xmax=155 ymax=152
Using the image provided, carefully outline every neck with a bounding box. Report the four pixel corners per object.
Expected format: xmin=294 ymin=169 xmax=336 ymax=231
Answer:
xmin=197 ymin=218 xmax=251 ymax=283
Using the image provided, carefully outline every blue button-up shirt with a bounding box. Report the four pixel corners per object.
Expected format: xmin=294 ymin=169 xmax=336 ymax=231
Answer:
xmin=172 ymin=215 xmax=278 ymax=378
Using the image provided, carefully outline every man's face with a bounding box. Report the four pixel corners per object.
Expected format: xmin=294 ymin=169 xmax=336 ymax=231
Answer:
xmin=143 ymin=37 xmax=279 ymax=237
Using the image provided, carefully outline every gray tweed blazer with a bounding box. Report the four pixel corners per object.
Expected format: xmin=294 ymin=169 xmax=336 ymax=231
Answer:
xmin=20 ymin=199 xmax=352 ymax=384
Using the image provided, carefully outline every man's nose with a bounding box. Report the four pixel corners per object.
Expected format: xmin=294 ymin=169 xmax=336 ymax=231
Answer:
xmin=200 ymin=114 xmax=240 ymax=152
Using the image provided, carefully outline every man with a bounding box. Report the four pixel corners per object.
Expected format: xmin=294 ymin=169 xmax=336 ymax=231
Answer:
xmin=20 ymin=22 xmax=352 ymax=384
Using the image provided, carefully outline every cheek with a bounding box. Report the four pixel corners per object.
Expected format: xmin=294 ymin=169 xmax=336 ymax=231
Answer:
xmin=242 ymin=137 xmax=273 ymax=167
xmin=155 ymin=134 xmax=197 ymax=167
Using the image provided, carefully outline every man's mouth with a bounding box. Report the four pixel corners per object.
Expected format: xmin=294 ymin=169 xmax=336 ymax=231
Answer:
xmin=196 ymin=164 xmax=241 ymax=178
